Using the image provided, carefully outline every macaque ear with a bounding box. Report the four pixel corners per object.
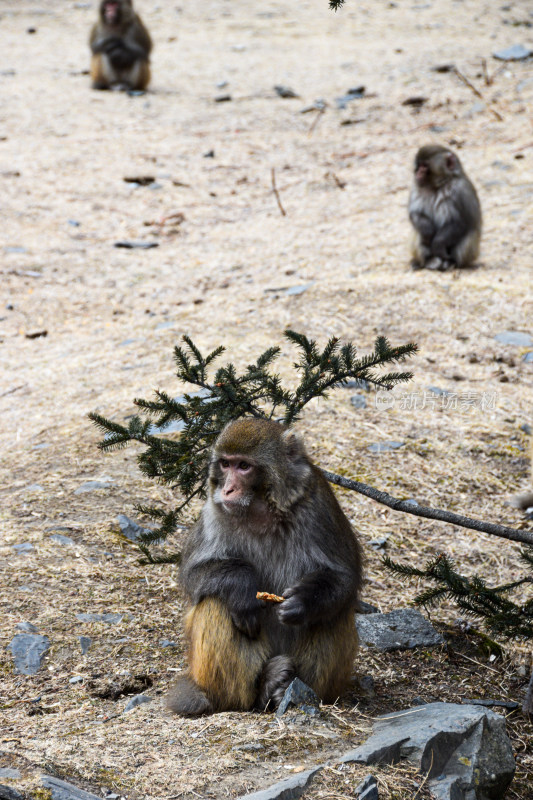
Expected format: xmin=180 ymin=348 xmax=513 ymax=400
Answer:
xmin=446 ymin=153 xmax=457 ymax=171
xmin=281 ymin=429 xmax=304 ymax=461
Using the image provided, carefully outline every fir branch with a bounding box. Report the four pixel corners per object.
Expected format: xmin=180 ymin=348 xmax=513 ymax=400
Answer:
xmin=385 ymin=552 xmax=533 ymax=640
xmin=91 ymin=329 xmax=417 ymax=562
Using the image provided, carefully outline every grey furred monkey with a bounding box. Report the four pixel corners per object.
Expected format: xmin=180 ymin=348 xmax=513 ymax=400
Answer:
xmin=166 ymin=417 xmax=363 ymax=716
xmin=89 ymin=0 xmax=152 ymax=91
xmin=408 ymin=144 xmax=481 ymax=271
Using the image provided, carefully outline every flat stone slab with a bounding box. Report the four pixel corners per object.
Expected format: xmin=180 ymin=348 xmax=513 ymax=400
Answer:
xmin=236 ymin=767 xmax=321 ymax=799
xmin=494 ymin=330 xmax=533 ymax=346
xmin=340 ymin=702 xmax=515 ymax=800
xmin=76 ymin=612 xmax=123 ymax=624
xmin=41 ymin=776 xmax=102 ymax=800
xmin=493 ymin=44 xmax=532 ymax=61
xmin=355 ymin=608 xmax=443 ymax=651
xmin=9 ymin=633 xmax=50 ymax=674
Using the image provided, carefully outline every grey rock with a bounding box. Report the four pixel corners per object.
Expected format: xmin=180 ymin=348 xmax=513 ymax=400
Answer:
xmin=236 ymin=767 xmax=322 ymax=799
xmin=276 ymin=678 xmax=320 ymax=717
xmin=340 ymin=702 xmax=515 ymax=800
xmin=0 ymin=786 xmax=24 ymax=800
xmin=463 ymin=698 xmax=519 ymax=710
xmin=355 ymin=608 xmax=443 ymax=651
xmin=367 ymin=441 xmax=404 ymax=453
xmin=494 ymin=330 xmax=532 ymax=347
xmin=41 ymin=775 xmax=102 ymax=800
xmin=356 ymin=674 xmax=375 ymax=699
xmin=113 ymin=241 xmax=158 ymax=249
xmin=74 ymin=480 xmax=113 ymax=494
xmin=350 ymin=394 xmax=367 ymax=409
xmin=427 ymin=385 xmax=451 ymax=397
xmin=79 ymin=636 xmax=92 ymax=654
xmin=369 ymin=535 xmax=390 ymax=551
xmin=76 ymin=613 xmax=123 ymax=624
xmin=69 ymin=676 xmax=84 ymax=684
xmin=9 ymin=633 xmax=50 ymax=674
xmin=50 ymin=534 xmax=75 ymax=546
xmin=336 ymin=87 xmax=365 ymax=109
xmin=117 ymin=514 xmax=151 ymax=542
xmin=300 ymin=99 xmax=327 ymax=113
xmin=274 ymin=85 xmax=300 ymax=98
xmin=12 ymin=542 xmax=34 ymax=553
xmin=124 ymin=693 xmax=152 ymax=712
xmin=0 ymin=771 xmax=21 ymax=780
xmin=26 ymin=483 xmax=44 ymax=492
xmin=154 ymin=320 xmax=176 ymax=331
xmin=521 ymin=423 xmax=533 ymax=435
xmin=232 ymin=743 xmax=264 ymax=752
xmin=357 ymin=600 xmax=379 ymax=614
xmin=285 ymin=283 xmax=314 ymax=296
xmin=522 ymin=352 xmax=533 ymax=363
xmin=159 ymin=639 xmax=177 ymax=648
xmin=355 ymin=775 xmax=378 ymax=800
xmin=493 ymin=44 xmax=532 ymax=61
xmin=15 ymin=621 xmax=38 ymax=632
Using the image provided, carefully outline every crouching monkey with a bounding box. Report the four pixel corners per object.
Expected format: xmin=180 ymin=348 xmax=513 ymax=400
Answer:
xmin=89 ymin=0 xmax=152 ymax=91
xmin=166 ymin=418 xmax=363 ymax=715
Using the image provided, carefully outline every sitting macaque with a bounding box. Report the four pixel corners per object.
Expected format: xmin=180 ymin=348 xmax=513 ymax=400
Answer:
xmin=166 ymin=418 xmax=363 ymax=715
xmin=89 ymin=0 xmax=152 ymax=91
xmin=408 ymin=144 xmax=482 ymax=271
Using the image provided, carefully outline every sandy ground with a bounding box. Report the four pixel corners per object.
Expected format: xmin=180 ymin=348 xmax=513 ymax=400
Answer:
xmin=1 ymin=0 xmax=532 ymax=798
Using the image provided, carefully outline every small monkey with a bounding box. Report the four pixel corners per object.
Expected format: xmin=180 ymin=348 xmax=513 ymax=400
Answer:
xmin=408 ymin=144 xmax=482 ymax=271
xmin=89 ymin=0 xmax=152 ymax=91
xmin=166 ymin=418 xmax=363 ymax=716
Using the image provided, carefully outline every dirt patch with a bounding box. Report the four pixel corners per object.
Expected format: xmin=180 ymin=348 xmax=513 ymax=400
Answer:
xmin=1 ymin=1 xmax=532 ymax=798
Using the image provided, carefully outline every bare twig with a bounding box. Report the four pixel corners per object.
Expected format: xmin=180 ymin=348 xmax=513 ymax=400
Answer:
xmin=270 ymin=168 xmax=287 ymax=216
xmin=308 ymin=106 xmax=326 ymax=135
xmin=452 ymin=67 xmax=504 ymax=121
xmin=323 ymin=469 xmax=533 ymax=546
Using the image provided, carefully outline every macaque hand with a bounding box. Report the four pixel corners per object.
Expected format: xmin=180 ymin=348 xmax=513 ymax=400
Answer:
xmin=230 ymin=598 xmax=263 ymax=639
xmin=276 ymin=584 xmax=309 ymax=626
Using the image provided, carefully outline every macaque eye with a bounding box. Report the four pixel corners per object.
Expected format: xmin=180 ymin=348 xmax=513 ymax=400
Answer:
xmin=239 ymin=461 xmax=251 ymax=471
xmin=220 ymin=458 xmax=230 ymax=469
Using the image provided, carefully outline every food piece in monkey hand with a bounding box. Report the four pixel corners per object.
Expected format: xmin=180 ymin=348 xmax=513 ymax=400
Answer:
xmin=166 ymin=417 xmax=363 ymax=716
xmin=256 ymin=591 xmax=285 ymax=604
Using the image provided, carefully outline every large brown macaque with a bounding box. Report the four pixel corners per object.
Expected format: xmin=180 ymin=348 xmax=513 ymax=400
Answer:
xmin=166 ymin=418 xmax=363 ymax=716
xmin=89 ymin=0 xmax=152 ymax=91
xmin=408 ymin=144 xmax=482 ymax=271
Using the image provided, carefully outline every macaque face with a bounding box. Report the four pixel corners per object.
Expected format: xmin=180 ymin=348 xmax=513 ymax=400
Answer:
xmin=101 ymin=0 xmax=124 ymax=26
xmin=212 ymin=454 xmax=260 ymax=515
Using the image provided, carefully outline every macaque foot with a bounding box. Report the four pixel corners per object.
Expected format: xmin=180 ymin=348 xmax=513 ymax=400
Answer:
xmin=410 ymin=259 xmax=424 ymax=271
xmin=256 ymin=655 xmax=296 ymax=711
xmin=425 ymin=256 xmax=445 ymax=271
xmin=166 ymin=675 xmax=213 ymax=716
